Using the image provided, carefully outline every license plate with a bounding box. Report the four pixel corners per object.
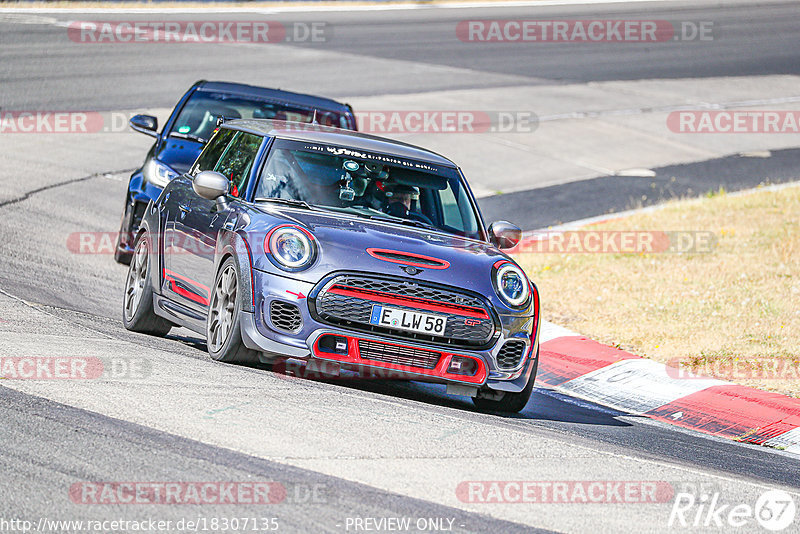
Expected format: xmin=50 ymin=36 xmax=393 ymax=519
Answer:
xmin=370 ymin=305 xmax=446 ymax=335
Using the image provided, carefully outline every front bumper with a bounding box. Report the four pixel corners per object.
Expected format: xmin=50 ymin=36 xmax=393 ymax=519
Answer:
xmin=118 ymin=172 xmax=166 ymax=255
xmin=239 ymin=269 xmax=538 ymax=392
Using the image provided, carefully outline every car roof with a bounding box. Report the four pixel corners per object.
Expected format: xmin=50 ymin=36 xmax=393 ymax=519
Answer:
xmin=197 ymin=81 xmax=352 ymax=114
xmin=223 ymin=119 xmax=457 ymax=167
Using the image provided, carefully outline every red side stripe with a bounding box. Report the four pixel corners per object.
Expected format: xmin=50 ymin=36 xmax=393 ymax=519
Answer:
xmin=163 ymin=269 xmax=210 ymax=306
xmin=163 ymin=268 xmax=211 ymax=293
xmin=168 ymin=280 xmax=210 ymax=306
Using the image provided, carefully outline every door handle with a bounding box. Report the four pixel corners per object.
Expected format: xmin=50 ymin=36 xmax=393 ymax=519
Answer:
xmin=178 ymin=204 xmax=190 ymax=219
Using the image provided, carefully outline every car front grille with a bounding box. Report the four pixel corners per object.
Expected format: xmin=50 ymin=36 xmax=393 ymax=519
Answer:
xmin=358 ymin=339 xmax=441 ymax=370
xmin=312 ymin=274 xmax=496 ymax=348
xmin=496 ymin=340 xmax=527 ymax=370
xmin=269 ymin=300 xmax=302 ymax=332
xmin=330 ymin=275 xmax=485 ymax=307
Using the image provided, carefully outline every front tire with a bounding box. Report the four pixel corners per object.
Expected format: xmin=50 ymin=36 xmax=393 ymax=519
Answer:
xmin=472 ymin=349 xmax=538 ymax=413
xmin=206 ymin=257 xmax=259 ymax=364
xmin=122 ymin=233 xmax=173 ymax=336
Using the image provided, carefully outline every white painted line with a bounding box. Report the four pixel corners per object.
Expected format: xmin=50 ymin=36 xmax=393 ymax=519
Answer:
xmin=615 ymin=168 xmax=656 ymax=177
xmin=739 ymin=150 xmax=772 ymax=158
xmin=556 ymin=358 xmax=727 ymax=414
xmin=764 ymin=427 xmax=800 ymax=454
xmin=538 ymin=320 xmax=579 ymax=343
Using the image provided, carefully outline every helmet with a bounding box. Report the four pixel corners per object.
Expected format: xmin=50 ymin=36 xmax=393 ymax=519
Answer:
xmin=385 ymin=184 xmax=420 ymax=201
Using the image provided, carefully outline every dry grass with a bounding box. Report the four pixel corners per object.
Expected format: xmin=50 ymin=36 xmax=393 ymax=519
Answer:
xmin=515 ymin=184 xmax=800 ymax=397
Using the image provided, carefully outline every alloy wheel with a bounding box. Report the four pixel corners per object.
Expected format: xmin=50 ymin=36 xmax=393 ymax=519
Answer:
xmin=208 ymin=265 xmax=238 ymax=352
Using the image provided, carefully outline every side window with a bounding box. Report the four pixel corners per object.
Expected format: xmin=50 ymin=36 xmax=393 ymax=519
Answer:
xmin=439 ymin=180 xmax=479 ymax=237
xmin=214 ymin=132 xmax=263 ymax=198
xmin=440 ymin=184 xmax=465 ymax=232
xmin=192 ymin=128 xmax=235 ymax=174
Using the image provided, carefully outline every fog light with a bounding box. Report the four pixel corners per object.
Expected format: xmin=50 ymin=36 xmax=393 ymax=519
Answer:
xmin=448 ymin=356 xmax=478 ymax=376
xmin=318 ymin=335 xmax=349 ymax=355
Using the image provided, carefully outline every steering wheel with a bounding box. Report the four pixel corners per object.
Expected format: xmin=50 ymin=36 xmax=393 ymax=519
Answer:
xmin=385 ymin=202 xmax=435 ymax=227
xmin=408 ymin=210 xmax=434 ymax=226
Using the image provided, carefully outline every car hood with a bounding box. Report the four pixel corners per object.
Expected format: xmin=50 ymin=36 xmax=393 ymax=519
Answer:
xmin=246 ymin=205 xmax=512 ymax=297
xmin=156 ymin=137 xmax=204 ymax=174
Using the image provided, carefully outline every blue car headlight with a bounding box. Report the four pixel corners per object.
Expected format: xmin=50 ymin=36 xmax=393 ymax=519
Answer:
xmin=266 ymin=225 xmax=316 ymax=271
xmin=493 ymin=261 xmax=530 ymax=308
xmin=144 ymin=159 xmax=179 ymax=187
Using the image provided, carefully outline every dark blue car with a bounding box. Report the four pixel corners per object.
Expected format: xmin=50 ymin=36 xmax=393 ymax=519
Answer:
xmin=114 ymin=80 xmax=357 ymax=263
xmin=122 ymin=120 xmax=538 ymax=412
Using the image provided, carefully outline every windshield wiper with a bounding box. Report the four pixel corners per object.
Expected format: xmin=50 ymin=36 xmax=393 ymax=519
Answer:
xmin=392 ymin=218 xmax=438 ymax=231
xmin=330 ymin=206 xmax=439 ymax=231
xmin=254 ymin=197 xmax=317 ymax=210
xmin=169 ymin=131 xmax=206 ymax=143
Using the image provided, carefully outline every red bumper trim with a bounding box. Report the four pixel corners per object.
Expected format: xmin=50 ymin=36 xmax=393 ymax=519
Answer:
xmin=312 ymin=335 xmax=487 ymax=385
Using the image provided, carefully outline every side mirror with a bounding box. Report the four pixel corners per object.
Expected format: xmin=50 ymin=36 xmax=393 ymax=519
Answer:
xmin=129 ymin=114 xmax=158 ymax=137
xmin=192 ymin=171 xmax=230 ymax=208
xmin=488 ymin=221 xmax=522 ymax=249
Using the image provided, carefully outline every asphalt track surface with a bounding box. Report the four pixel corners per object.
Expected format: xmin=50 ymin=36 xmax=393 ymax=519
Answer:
xmin=1 ymin=1 xmax=800 ymax=533
xmin=480 ymin=147 xmax=800 ymax=228
xmin=1 ymin=0 xmax=799 ymax=109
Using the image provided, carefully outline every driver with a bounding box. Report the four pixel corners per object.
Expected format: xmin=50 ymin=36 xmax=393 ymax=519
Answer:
xmin=384 ymin=184 xmax=420 ymax=218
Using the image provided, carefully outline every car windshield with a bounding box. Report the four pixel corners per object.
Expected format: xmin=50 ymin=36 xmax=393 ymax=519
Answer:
xmin=169 ymin=92 xmax=353 ymax=143
xmin=254 ymin=139 xmax=483 ymax=240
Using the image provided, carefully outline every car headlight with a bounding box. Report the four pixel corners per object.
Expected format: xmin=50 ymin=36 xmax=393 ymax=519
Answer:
xmin=493 ymin=261 xmax=530 ymax=308
xmin=266 ymin=225 xmax=316 ymax=271
xmin=144 ymin=159 xmax=179 ymax=187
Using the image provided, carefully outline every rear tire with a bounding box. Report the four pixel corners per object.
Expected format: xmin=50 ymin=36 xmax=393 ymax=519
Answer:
xmin=206 ymin=257 xmax=259 ymax=364
xmin=114 ymin=197 xmax=134 ymax=265
xmin=122 ymin=233 xmax=173 ymax=336
xmin=472 ymin=349 xmax=538 ymax=413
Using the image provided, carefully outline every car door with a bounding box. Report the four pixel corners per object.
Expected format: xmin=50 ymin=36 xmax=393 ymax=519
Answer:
xmin=163 ymin=128 xmax=233 ymax=308
xmin=167 ymin=129 xmax=264 ymax=313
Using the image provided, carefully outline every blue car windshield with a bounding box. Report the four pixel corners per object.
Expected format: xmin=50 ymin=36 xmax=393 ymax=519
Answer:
xmin=254 ymin=139 xmax=482 ymax=240
xmin=169 ymin=92 xmax=353 ymax=143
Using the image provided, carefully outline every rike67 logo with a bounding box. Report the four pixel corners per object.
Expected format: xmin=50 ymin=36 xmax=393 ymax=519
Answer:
xmin=669 ymin=489 xmax=796 ymax=531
